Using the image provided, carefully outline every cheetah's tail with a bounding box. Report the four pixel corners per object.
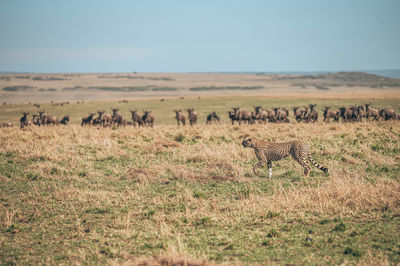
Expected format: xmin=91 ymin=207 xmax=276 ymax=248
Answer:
xmin=308 ymin=152 xmax=328 ymax=173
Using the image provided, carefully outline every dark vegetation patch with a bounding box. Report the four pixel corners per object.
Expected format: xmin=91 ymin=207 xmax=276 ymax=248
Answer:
xmin=62 ymin=85 xmax=177 ymax=92
xmin=3 ymin=85 xmax=35 ymax=91
xmin=15 ymin=76 xmax=30 ymax=79
xmin=315 ymin=85 xmax=330 ymax=91
xmin=97 ymin=75 xmax=174 ymax=81
xmin=32 ymin=76 xmax=68 ymax=81
xmin=62 ymin=86 xmax=85 ymax=91
xmin=189 ymin=86 xmax=263 ymax=91
xmin=38 ymin=88 xmax=57 ymax=92
xmin=151 ymin=87 xmax=178 ymax=91
xmin=147 ymin=77 xmax=175 ymax=81
xmin=98 ymin=75 xmax=146 ymax=79
xmin=88 ymin=86 xmax=152 ymax=92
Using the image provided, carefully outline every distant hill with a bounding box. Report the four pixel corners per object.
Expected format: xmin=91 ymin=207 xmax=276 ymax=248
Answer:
xmin=276 ymin=71 xmax=400 ymax=89
xmin=365 ymin=70 xmax=400 ymax=79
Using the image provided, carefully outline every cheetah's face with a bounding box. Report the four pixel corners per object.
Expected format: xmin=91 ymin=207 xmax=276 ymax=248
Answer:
xmin=242 ymin=135 xmax=255 ymax=148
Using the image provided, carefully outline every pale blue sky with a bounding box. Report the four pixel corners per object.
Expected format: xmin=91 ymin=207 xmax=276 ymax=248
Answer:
xmin=0 ymin=0 xmax=399 ymax=73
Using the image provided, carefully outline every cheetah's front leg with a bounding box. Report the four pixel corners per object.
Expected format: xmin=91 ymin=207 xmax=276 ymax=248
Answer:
xmin=267 ymin=161 xmax=272 ymax=178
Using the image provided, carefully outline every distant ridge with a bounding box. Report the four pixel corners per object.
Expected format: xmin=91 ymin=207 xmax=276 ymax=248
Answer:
xmin=364 ymin=70 xmax=400 ymax=79
xmin=193 ymin=70 xmax=400 ymax=79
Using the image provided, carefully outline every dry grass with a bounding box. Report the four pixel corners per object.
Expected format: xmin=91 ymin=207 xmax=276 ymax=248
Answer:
xmin=1 ymin=117 xmax=399 ymax=264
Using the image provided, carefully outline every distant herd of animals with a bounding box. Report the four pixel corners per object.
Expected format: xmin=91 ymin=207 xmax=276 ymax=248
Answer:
xmin=1 ymin=103 xmax=398 ymax=129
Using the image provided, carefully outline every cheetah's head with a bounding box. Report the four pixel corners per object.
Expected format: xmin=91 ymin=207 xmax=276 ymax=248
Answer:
xmin=242 ymin=134 xmax=255 ymax=148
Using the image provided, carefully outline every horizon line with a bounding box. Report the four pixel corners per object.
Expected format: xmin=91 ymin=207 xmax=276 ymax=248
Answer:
xmin=1 ymin=69 xmax=400 ymax=75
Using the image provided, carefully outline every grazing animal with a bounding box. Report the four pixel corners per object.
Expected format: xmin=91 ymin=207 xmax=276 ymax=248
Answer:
xmin=100 ymin=111 xmax=112 ymax=127
xmin=111 ymin=108 xmax=126 ymax=127
xmin=142 ymin=110 xmax=154 ymax=127
xmin=365 ymin=104 xmax=380 ymax=121
xmin=307 ymin=104 xmax=318 ymax=123
xmin=187 ymin=108 xmax=198 ymax=126
xmin=233 ymin=107 xmax=253 ymax=125
xmin=174 ymin=109 xmax=186 ymax=126
xmin=293 ymin=106 xmax=305 ymax=123
xmin=228 ymin=110 xmax=239 ymax=125
xmin=130 ymin=110 xmax=144 ymax=127
xmin=266 ymin=109 xmax=277 ymax=122
xmin=254 ymin=106 xmax=269 ymax=124
xmin=20 ymin=112 xmax=31 ymax=129
xmin=81 ymin=113 xmax=95 ymax=126
xmin=323 ymin=107 xmax=340 ymax=123
xmin=206 ymin=112 xmax=220 ymax=124
xmin=32 ymin=114 xmax=41 ymax=126
xmin=301 ymin=106 xmax=309 ymax=122
xmin=339 ymin=107 xmax=358 ymax=122
xmin=38 ymin=111 xmax=47 ymax=125
xmin=357 ymin=105 xmax=366 ymax=121
xmin=242 ymin=135 xmax=328 ymax=178
xmin=275 ymin=108 xmax=289 ymax=123
xmin=92 ymin=117 xmax=102 ymax=126
xmin=380 ymin=108 xmax=396 ymax=121
xmin=344 ymin=106 xmax=361 ymax=122
xmin=60 ymin=115 xmax=70 ymax=125
xmin=43 ymin=114 xmax=58 ymax=125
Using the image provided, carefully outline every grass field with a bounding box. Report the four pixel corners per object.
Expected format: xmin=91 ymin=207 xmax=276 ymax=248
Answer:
xmin=1 ymin=93 xmax=400 ymax=126
xmin=1 ymin=94 xmax=400 ymax=265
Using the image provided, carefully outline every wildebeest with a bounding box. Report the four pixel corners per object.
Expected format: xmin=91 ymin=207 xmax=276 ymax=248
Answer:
xmin=339 ymin=107 xmax=353 ymax=122
xmin=130 ymin=110 xmax=144 ymax=127
xmin=187 ymin=108 xmax=198 ymax=126
xmin=174 ymin=109 xmax=186 ymax=126
xmin=100 ymin=111 xmax=112 ymax=127
xmin=365 ymin=104 xmax=380 ymax=121
xmin=142 ymin=110 xmax=154 ymax=127
xmin=253 ymin=106 xmax=270 ymax=124
xmin=272 ymin=108 xmax=289 ymax=123
xmin=228 ymin=110 xmax=239 ymax=125
xmin=81 ymin=113 xmax=95 ymax=126
xmin=32 ymin=114 xmax=41 ymax=126
xmin=356 ymin=105 xmax=366 ymax=122
xmin=38 ymin=111 xmax=46 ymax=125
xmin=90 ymin=111 xmax=105 ymax=126
xmin=111 ymin=108 xmax=126 ymax=127
xmin=293 ymin=106 xmax=305 ymax=123
xmin=206 ymin=112 xmax=220 ymax=124
xmin=20 ymin=112 xmax=31 ymax=129
xmin=43 ymin=114 xmax=58 ymax=125
xmin=306 ymin=104 xmax=318 ymax=123
xmin=323 ymin=107 xmax=340 ymax=123
xmin=232 ymin=107 xmax=253 ymax=125
xmin=59 ymin=115 xmax=70 ymax=125
xmin=380 ymin=108 xmax=396 ymax=121
xmin=340 ymin=106 xmax=362 ymax=122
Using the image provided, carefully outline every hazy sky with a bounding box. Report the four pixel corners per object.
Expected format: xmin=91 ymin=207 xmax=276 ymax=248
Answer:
xmin=0 ymin=0 xmax=399 ymax=73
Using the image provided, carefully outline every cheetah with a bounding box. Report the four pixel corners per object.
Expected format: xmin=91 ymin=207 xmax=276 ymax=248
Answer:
xmin=241 ymin=135 xmax=328 ymax=178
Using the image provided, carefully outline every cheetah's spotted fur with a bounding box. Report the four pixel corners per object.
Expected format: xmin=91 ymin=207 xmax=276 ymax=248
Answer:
xmin=242 ymin=135 xmax=328 ymax=178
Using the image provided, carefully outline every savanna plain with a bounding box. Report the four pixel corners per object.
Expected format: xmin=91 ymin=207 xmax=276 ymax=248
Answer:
xmin=1 ymin=72 xmax=400 ymax=265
